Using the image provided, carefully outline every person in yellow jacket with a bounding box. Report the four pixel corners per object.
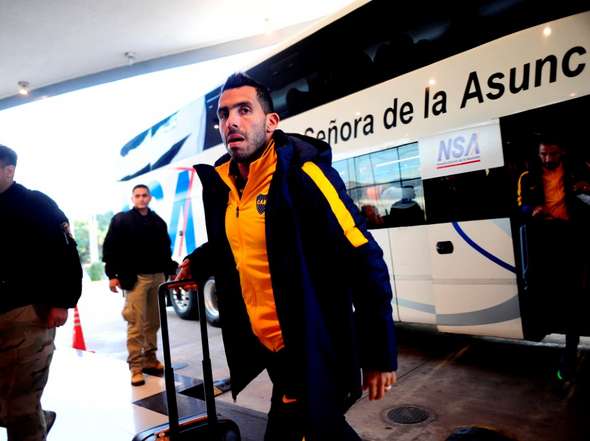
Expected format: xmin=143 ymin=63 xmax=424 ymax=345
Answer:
xmin=517 ymin=138 xmax=589 ymax=385
xmin=177 ymin=73 xmax=397 ymax=440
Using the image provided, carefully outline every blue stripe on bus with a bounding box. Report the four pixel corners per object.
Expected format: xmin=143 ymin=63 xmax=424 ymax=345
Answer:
xmin=396 ymin=295 xmax=521 ymax=325
xmin=452 ymin=222 xmax=516 ymax=274
xmin=436 ymin=295 xmax=520 ymax=326
xmin=396 ymin=298 xmax=436 ymax=315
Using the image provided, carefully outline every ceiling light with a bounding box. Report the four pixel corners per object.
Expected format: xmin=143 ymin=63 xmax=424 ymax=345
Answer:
xmin=543 ymin=26 xmax=552 ymax=37
xmin=17 ymin=81 xmax=30 ymax=96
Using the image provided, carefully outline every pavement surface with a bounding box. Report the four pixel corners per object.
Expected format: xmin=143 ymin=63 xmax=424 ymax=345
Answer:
xmin=51 ymin=280 xmax=589 ymax=441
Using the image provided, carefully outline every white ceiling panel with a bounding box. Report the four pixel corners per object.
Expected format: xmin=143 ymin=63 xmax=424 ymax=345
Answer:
xmin=0 ymin=0 xmax=357 ymax=101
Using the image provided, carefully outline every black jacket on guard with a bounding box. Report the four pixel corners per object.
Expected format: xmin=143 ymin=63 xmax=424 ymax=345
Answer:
xmin=0 ymin=182 xmax=82 ymax=313
xmin=103 ymin=208 xmax=176 ymax=290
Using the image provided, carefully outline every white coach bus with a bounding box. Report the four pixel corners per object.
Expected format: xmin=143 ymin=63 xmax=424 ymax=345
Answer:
xmin=115 ymin=0 xmax=590 ymax=341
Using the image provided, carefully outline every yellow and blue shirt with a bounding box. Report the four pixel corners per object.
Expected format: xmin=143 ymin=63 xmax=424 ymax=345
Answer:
xmin=215 ymin=140 xmax=284 ymax=351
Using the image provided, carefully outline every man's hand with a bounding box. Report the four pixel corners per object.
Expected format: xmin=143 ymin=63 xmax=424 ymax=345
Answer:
xmin=363 ymin=370 xmax=396 ymax=401
xmin=174 ymin=259 xmax=198 ymax=290
xmin=109 ymin=278 xmax=121 ymax=293
xmin=46 ymin=307 xmax=68 ymax=328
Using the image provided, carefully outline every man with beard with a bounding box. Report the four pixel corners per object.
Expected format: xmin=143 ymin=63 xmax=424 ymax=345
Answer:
xmin=176 ymin=73 xmax=397 ymax=441
xmin=517 ymin=138 xmax=588 ymax=386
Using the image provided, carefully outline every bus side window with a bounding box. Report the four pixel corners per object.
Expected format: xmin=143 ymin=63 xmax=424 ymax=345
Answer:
xmin=373 ymin=33 xmax=418 ymax=83
xmin=334 ymin=142 xmax=426 ymax=229
xmin=423 ymin=168 xmax=511 ymax=224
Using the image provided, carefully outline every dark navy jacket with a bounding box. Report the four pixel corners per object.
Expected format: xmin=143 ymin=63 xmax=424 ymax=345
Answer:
xmin=0 ymin=182 xmax=82 ymax=313
xmin=103 ymin=208 xmax=177 ymax=289
xmin=188 ymin=130 xmax=397 ymax=437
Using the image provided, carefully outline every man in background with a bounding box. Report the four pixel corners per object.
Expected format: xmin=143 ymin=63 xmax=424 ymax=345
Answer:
xmin=103 ymin=184 xmax=177 ymax=386
xmin=0 ymin=144 xmax=82 ymax=440
xmin=517 ymin=138 xmax=588 ymax=385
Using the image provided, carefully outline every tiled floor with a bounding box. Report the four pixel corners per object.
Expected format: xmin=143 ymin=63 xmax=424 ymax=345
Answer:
xmin=35 ymin=347 xmax=267 ymax=441
xmin=42 ymin=348 xmax=170 ymax=440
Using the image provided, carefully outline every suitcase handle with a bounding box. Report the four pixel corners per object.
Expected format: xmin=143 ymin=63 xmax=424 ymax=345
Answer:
xmin=158 ymin=280 xmax=219 ymax=440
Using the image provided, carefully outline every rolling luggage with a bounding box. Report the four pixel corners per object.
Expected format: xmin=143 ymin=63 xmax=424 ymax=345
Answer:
xmin=133 ymin=280 xmax=240 ymax=441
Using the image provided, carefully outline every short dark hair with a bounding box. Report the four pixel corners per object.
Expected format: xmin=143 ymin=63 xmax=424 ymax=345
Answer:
xmin=0 ymin=144 xmax=17 ymax=167
xmin=132 ymin=184 xmax=150 ymax=194
xmin=221 ymin=72 xmax=275 ymax=113
xmin=536 ymin=133 xmax=562 ymax=148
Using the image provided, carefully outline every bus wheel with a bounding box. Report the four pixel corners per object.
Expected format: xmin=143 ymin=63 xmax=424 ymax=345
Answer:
xmin=203 ymin=277 xmax=220 ymax=327
xmin=218 ymin=419 xmax=241 ymax=440
xmin=170 ymin=286 xmax=198 ymax=320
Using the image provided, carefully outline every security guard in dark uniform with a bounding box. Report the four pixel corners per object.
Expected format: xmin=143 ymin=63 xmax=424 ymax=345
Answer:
xmin=0 ymin=144 xmax=82 ymax=441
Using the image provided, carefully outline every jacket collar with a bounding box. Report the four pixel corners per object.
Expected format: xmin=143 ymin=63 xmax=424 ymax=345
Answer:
xmin=131 ymin=207 xmax=152 ymax=216
xmin=0 ymin=182 xmax=24 ymax=201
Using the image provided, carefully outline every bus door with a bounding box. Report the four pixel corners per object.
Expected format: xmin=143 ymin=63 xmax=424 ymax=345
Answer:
xmin=369 ymin=228 xmax=401 ymax=323
xmin=419 ymin=122 xmax=523 ymax=339
xmin=387 ymin=225 xmax=435 ymax=325
xmin=499 ymin=95 xmax=590 ymax=339
xmin=427 ymin=219 xmax=522 ymax=339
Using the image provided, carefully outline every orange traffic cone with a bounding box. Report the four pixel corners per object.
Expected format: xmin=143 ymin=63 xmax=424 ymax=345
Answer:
xmin=72 ymin=306 xmax=87 ymax=350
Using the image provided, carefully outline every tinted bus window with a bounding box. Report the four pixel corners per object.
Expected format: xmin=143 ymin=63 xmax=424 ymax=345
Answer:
xmin=191 ymin=1 xmax=590 ymax=150
xmin=247 ymin=0 xmax=589 ymax=122
xmin=335 ymin=142 xmax=426 ymax=229
xmin=423 ymin=168 xmax=512 ymax=224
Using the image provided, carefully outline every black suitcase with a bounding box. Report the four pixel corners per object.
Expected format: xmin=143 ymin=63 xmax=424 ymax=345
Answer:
xmin=132 ymin=280 xmax=240 ymax=441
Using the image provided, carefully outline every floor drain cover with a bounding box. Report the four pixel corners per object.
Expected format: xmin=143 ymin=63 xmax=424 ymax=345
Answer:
xmin=386 ymin=405 xmax=430 ymax=424
xmin=446 ymin=426 xmax=515 ymax=441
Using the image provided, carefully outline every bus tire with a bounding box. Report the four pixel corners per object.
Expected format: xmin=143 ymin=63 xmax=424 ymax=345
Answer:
xmin=170 ymin=286 xmax=198 ymax=320
xmin=218 ymin=419 xmax=241 ymax=441
xmin=203 ymin=277 xmax=220 ymax=327
xmin=220 ymin=427 xmax=240 ymax=441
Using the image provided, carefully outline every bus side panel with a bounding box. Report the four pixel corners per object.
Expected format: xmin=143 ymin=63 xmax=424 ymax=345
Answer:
xmin=438 ymin=319 xmax=524 ymax=340
xmin=370 ymin=228 xmax=400 ymax=322
xmin=168 ymin=171 xmax=207 ymax=259
xmin=388 ymin=225 xmax=436 ymax=325
xmin=428 ymin=218 xmax=523 ymax=339
xmin=117 ymin=98 xmax=206 ymax=182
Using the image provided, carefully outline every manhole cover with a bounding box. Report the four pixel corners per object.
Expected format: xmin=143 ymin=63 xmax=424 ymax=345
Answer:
xmin=386 ymin=405 xmax=430 ymax=424
xmin=446 ymin=426 xmax=516 ymax=441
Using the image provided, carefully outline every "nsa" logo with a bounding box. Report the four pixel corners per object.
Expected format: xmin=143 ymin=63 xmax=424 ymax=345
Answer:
xmin=436 ymin=132 xmax=481 ymax=170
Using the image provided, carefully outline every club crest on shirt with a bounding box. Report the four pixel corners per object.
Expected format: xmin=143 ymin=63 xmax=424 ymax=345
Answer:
xmin=256 ymin=194 xmax=267 ymax=215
